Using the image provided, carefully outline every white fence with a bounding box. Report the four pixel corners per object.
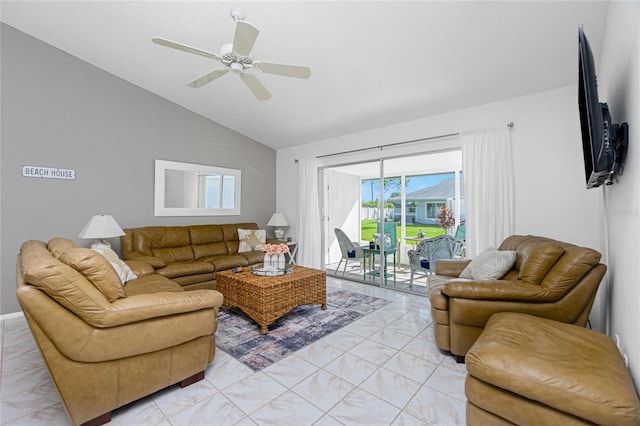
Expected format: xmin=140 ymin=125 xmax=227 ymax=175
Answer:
xmin=361 ymin=207 xmax=395 ymax=221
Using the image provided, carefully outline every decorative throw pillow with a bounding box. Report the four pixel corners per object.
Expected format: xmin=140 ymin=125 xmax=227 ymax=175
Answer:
xmin=459 ymin=248 xmax=517 ymax=280
xmin=92 ymin=247 xmax=138 ymax=284
xmin=238 ymin=229 xmax=266 ymax=253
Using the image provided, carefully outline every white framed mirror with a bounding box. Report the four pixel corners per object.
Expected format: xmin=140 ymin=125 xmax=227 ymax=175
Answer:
xmin=154 ymin=159 xmax=241 ymax=216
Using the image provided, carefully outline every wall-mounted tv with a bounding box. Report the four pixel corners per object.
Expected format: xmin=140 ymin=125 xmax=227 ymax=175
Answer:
xmin=578 ymin=24 xmax=628 ymax=189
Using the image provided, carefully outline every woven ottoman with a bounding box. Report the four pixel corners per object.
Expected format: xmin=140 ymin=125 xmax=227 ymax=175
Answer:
xmin=465 ymin=312 xmax=640 ymax=426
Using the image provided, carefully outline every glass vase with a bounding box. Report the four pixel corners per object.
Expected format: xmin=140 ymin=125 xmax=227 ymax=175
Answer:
xmin=277 ymin=253 xmax=286 ymax=269
xmin=263 ymin=253 xmax=272 ymax=268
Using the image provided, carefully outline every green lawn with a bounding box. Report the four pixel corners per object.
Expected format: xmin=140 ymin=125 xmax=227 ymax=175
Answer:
xmin=360 ymin=219 xmax=445 ymax=243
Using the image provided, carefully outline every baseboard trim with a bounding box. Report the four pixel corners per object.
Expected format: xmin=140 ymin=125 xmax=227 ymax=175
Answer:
xmin=0 ymin=311 xmax=25 ymax=321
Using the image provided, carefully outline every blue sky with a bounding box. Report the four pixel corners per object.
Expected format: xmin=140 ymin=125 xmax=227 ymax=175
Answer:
xmin=361 ymin=172 xmax=454 ymax=202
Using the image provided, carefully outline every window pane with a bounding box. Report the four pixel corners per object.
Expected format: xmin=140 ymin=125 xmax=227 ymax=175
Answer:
xmin=222 ymin=175 xmax=235 ymax=209
xmin=204 ymin=175 xmax=221 ymax=208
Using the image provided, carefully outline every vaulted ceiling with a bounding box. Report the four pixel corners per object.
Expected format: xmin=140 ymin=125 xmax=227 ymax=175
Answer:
xmin=1 ymin=1 xmax=610 ymax=150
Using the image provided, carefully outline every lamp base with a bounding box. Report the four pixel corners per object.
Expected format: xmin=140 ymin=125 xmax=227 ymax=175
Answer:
xmin=91 ymin=240 xmax=111 ymax=250
xmin=274 ymin=228 xmax=285 ymax=240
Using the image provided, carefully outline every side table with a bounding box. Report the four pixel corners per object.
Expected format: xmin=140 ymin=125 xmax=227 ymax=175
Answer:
xmin=361 ymin=246 xmax=396 ymax=282
xmin=286 ymin=240 xmax=298 ymax=264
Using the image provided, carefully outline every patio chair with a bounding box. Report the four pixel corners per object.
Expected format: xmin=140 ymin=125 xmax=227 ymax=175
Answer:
xmin=408 ymin=235 xmax=462 ymax=285
xmin=376 ymin=220 xmax=398 ymax=259
xmin=334 ymin=228 xmax=365 ymax=275
xmin=453 ymin=225 xmax=466 ymax=257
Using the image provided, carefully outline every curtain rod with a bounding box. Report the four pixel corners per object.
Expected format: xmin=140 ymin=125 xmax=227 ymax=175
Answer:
xmin=315 ymin=131 xmax=460 ymax=160
xmin=295 ymin=122 xmax=514 ymax=163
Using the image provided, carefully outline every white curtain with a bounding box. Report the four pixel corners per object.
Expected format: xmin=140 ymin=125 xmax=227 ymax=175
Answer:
xmin=461 ymin=128 xmax=514 ymax=257
xmin=296 ymin=158 xmax=322 ymax=268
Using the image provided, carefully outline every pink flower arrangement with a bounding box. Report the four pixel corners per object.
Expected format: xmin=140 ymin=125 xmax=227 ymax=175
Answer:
xmin=262 ymin=243 xmax=289 ymax=255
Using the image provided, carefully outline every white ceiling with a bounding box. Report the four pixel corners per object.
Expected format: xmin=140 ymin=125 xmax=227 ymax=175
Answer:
xmin=1 ymin=1 xmax=609 ymax=150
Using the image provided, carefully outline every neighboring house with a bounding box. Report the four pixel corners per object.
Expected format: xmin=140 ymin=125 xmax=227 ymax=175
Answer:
xmin=389 ymin=178 xmax=465 ymax=225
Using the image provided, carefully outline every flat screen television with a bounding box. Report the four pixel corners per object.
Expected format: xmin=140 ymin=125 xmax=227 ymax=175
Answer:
xmin=578 ymin=25 xmax=628 ymax=189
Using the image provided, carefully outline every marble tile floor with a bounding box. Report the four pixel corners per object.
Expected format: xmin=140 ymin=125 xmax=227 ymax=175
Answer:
xmin=0 ymin=277 xmax=467 ymax=426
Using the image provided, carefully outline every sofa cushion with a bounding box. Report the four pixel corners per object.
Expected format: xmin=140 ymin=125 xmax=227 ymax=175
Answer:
xmin=459 ymin=248 xmax=516 ymax=280
xmin=538 ymin=245 xmax=602 ymax=296
xmin=59 ymin=248 xmax=126 ymax=302
xmin=20 ymin=241 xmax=111 ymax=320
xmin=222 ymin=223 xmax=258 ymax=242
xmin=205 ymin=254 xmax=249 ymax=270
xmin=192 ymin=242 xmax=228 ymax=260
xmin=133 ymin=226 xmax=191 ymax=254
xmin=151 ymin=246 xmax=194 ymax=263
xmin=239 ymin=250 xmax=267 ymax=265
xmin=238 ymin=228 xmax=266 ymax=253
xmin=124 ymin=274 xmax=183 ymax=296
xmin=188 ymin=225 xmax=224 ymax=245
xmin=155 ymin=261 xmax=214 ymax=279
xmin=48 ymin=237 xmax=78 ymax=259
xmin=226 ymin=240 xmax=241 ymax=255
xmin=172 ymin=273 xmax=216 ymax=287
xmin=517 ymin=242 xmax=564 ymax=285
xmin=92 ymin=247 xmax=138 ymax=284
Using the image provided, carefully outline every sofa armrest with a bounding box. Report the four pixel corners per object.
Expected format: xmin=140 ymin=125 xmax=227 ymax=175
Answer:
xmin=435 ymin=259 xmax=471 ymax=277
xmin=125 ymin=260 xmax=155 ymax=277
xmin=124 ymin=253 xmax=166 ymax=269
xmin=442 ymin=280 xmax=557 ymax=302
xmin=18 ymin=284 xmax=223 ymax=363
xmin=95 ymin=289 xmax=224 ymax=328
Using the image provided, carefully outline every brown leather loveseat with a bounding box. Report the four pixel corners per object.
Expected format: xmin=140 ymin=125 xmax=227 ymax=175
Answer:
xmin=428 ymin=235 xmax=606 ymax=361
xmin=16 ymin=238 xmax=223 ymax=426
xmin=121 ymin=222 xmax=274 ymax=290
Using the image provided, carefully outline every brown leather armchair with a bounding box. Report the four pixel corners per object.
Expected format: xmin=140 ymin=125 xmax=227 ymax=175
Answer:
xmin=16 ymin=239 xmax=223 ymax=426
xmin=428 ymin=235 xmax=606 ymax=362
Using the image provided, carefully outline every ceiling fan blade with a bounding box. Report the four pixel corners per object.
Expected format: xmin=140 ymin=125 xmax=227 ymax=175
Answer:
xmin=152 ymin=37 xmax=221 ymax=61
xmin=187 ymin=69 xmax=229 ymax=88
xmin=232 ymin=20 xmax=259 ymax=57
xmin=240 ymin=73 xmax=271 ymax=100
xmin=253 ymin=62 xmax=311 ymax=79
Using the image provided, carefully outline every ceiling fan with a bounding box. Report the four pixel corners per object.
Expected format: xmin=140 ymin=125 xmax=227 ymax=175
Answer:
xmin=152 ymin=7 xmax=311 ymax=100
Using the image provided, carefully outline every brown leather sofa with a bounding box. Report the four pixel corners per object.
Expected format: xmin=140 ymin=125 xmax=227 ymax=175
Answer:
xmin=428 ymin=235 xmax=606 ymax=361
xmin=16 ymin=238 xmax=223 ymax=426
xmin=121 ymin=222 xmax=274 ymax=290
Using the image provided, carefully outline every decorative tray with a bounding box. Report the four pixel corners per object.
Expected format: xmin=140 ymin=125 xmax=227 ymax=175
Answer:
xmin=251 ymin=264 xmax=294 ymax=277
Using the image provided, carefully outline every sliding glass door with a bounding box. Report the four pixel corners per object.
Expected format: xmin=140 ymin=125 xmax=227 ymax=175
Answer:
xmin=323 ymin=150 xmax=464 ymax=295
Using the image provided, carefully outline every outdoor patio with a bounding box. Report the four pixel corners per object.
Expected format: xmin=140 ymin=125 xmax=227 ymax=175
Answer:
xmin=325 ymin=258 xmax=430 ymax=295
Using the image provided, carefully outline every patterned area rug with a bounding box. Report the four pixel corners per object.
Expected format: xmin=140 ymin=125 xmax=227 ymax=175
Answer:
xmin=215 ymin=290 xmax=391 ymax=370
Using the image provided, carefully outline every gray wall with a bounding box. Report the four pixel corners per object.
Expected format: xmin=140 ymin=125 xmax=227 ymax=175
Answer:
xmin=1 ymin=24 xmax=276 ymax=314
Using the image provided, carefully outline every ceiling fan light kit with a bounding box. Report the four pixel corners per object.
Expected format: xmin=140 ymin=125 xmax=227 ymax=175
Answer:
xmin=152 ymin=7 xmax=310 ymax=100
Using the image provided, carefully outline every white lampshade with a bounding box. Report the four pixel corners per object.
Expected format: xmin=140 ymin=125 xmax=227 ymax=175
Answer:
xmin=267 ymin=212 xmax=289 ymax=239
xmin=267 ymin=212 xmax=289 ymax=227
xmin=78 ymin=215 xmax=125 ymax=249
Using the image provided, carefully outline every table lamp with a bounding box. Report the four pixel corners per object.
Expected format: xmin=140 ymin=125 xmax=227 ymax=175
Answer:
xmin=267 ymin=212 xmax=288 ymax=240
xmin=78 ymin=214 xmax=125 ymax=249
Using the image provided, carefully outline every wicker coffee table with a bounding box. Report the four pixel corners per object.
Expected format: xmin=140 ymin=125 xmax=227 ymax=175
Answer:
xmin=216 ymin=265 xmax=327 ymax=334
